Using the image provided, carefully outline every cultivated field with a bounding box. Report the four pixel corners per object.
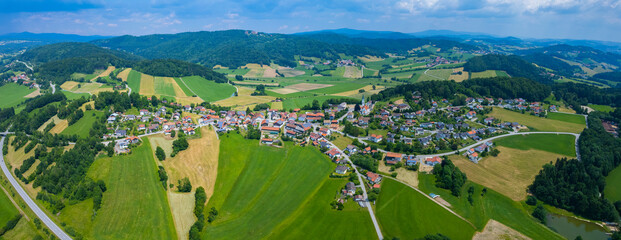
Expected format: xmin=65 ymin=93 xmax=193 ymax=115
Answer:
xmin=588 ymin=104 xmax=615 ymax=113
xmin=332 ymin=133 xmax=353 ymax=149
xmin=270 ymin=101 xmax=283 ymax=110
xmin=473 ymin=220 xmax=530 ymax=240
xmin=278 ymin=68 xmax=305 ymax=77
xmin=61 ymin=110 xmax=104 ymax=138
xmin=154 ymin=77 xmax=177 ymax=97
xmin=91 ymin=66 xmax=116 ymax=81
xmin=126 ymin=70 xmax=141 ymax=93
xmin=203 ymin=133 xmax=333 ymax=239
xmin=0 ymin=83 xmax=35 ymax=108
xmin=448 ymin=67 xmax=469 ymax=82
xmin=116 ymin=68 xmax=131 ymax=81
xmin=546 ymin=112 xmax=586 ymax=125
xmin=38 ymin=115 xmax=62 ymax=132
xmin=168 ymin=192 xmax=195 ymax=240
xmin=49 ymin=117 xmax=69 ymax=134
xmin=0 ymin=188 xmax=20 ymax=228
xmin=214 ymin=86 xmax=274 ymax=109
xmin=139 ymin=73 xmax=156 ymax=96
xmin=62 ymin=90 xmax=90 ymax=100
xmin=182 ymin=76 xmax=236 ymax=102
xmin=376 ymin=178 xmax=476 ymax=240
xmin=488 ymin=107 xmax=585 ymax=133
xmin=286 ymin=83 xmax=333 ymax=92
xmin=343 ymin=66 xmax=363 ymax=78
xmin=333 ymin=85 xmax=383 ymax=97
xmin=605 ymin=165 xmax=621 ymax=202
xmin=470 ymin=70 xmax=498 ymax=79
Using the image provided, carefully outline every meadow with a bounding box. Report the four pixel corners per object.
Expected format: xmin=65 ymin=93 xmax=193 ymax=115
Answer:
xmin=126 ymin=70 xmax=141 ymax=93
xmin=0 ymin=83 xmax=35 ymax=108
xmin=0 ymin=189 xmax=20 ymax=228
xmin=417 ymin=174 xmax=565 ymax=240
xmin=282 ymin=95 xmax=356 ymax=111
xmin=488 ymin=107 xmax=585 ymax=133
xmin=61 ymin=90 xmax=90 ymax=100
xmin=182 ymin=76 xmax=236 ymax=102
xmin=546 ymin=112 xmax=586 ymax=125
xmin=61 ymin=110 xmax=104 ymax=138
xmin=376 ymin=178 xmax=476 ymax=240
xmin=604 ymin=165 xmax=621 ymax=202
xmin=588 ymin=104 xmax=615 ymax=113
xmin=470 ymin=70 xmax=498 ymax=79
xmin=173 ymin=77 xmax=195 ymax=96
xmin=59 ymin=139 xmax=177 ymax=239
xmin=332 ymin=133 xmax=354 ymax=149
xmin=202 ymin=133 xmax=336 ymax=239
xmin=494 ymin=134 xmax=576 ymax=156
xmin=154 ymin=77 xmax=177 ymax=97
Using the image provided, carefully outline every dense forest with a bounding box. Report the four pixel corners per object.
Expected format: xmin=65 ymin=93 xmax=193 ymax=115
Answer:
xmin=518 ymin=44 xmax=621 ymax=68
xmin=592 ymin=72 xmax=621 ymax=83
xmin=21 ymin=42 xmax=141 ymax=64
xmin=529 ymin=112 xmax=621 ymax=221
xmin=133 ymin=59 xmax=227 ymax=83
xmin=464 ymin=54 xmax=551 ymax=84
xmin=553 ymin=82 xmax=621 ymax=111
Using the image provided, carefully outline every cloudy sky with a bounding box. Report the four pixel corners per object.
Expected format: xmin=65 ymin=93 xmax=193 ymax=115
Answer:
xmin=0 ymin=0 xmax=619 ymax=41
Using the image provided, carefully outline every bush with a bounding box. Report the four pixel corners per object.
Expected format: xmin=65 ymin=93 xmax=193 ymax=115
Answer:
xmin=526 ymin=195 xmax=537 ymax=206
xmin=532 ymin=205 xmax=547 ymax=224
xmin=155 ymin=146 xmax=166 ymax=161
xmin=177 ymin=177 xmax=192 ymax=192
xmin=0 ymin=214 xmax=22 ymax=236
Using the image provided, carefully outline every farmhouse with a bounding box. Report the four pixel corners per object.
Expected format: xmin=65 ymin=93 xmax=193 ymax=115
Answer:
xmin=366 ymin=172 xmax=382 ymax=184
xmin=345 ymin=182 xmax=356 ymax=196
xmin=385 ymin=152 xmax=403 ymax=165
xmin=335 ymin=165 xmax=349 ymax=175
xmin=425 ymin=156 xmax=442 ymax=166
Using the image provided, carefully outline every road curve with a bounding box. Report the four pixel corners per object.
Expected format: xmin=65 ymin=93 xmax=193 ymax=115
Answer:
xmin=0 ymin=136 xmax=72 ymax=240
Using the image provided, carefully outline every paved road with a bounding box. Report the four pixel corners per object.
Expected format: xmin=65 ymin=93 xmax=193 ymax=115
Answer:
xmin=16 ymin=60 xmax=33 ymax=71
xmin=126 ymin=84 xmax=131 ymax=96
xmin=50 ymin=82 xmax=56 ymax=94
xmin=0 ymin=136 xmax=72 ymax=240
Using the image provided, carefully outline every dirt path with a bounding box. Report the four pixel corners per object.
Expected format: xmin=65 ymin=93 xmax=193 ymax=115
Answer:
xmin=473 ymin=219 xmax=530 ymax=240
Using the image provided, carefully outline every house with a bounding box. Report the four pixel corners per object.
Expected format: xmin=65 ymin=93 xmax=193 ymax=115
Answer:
xmin=369 ymin=134 xmax=383 ymax=143
xmin=326 ymin=148 xmax=341 ymax=159
xmin=484 ymin=117 xmax=494 ymax=125
xmin=335 ymin=165 xmax=349 ymax=175
xmin=466 ymin=111 xmax=476 ymax=119
xmin=385 ymin=152 xmax=403 ymax=165
xmin=405 ymin=155 xmax=417 ymax=166
xmin=345 ymin=145 xmax=358 ymax=154
xmin=125 ymin=136 xmax=140 ymax=144
xmin=137 ymin=124 xmax=146 ymax=131
xmin=139 ymin=109 xmax=149 ymax=116
xmin=261 ymin=138 xmax=274 ymax=145
xmin=184 ymin=127 xmax=196 ymax=135
xmin=115 ymin=130 xmax=127 ymax=138
xmin=366 ymin=172 xmax=382 ymax=184
xmin=468 ymin=152 xmax=480 ymax=163
xmin=345 ymin=182 xmax=356 ymax=196
xmin=425 ymin=156 xmax=442 ymax=166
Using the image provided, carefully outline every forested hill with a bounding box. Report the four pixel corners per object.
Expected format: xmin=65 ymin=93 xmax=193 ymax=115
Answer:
xmin=91 ymin=30 xmax=384 ymax=68
xmin=133 ymin=59 xmax=227 ymax=83
xmin=522 ymin=53 xmax=583 ymax=77
xmin=20 ymin=42 xmax=142 ymax=64
xmin=518 ymin=44 xmax=621 ymax=68
xmin=463 ymin=54 xmax=551 ymax=84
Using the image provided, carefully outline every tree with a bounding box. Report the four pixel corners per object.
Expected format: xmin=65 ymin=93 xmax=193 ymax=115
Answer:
xmin=433 ymin=159 xmax=467 ymax=197
xmin=526 ymin=195 xmax=537 ymax=206
xmin=532 ymin=204 xmax=547 ymax=224
xmin=368 ymin=192 xmax=378 ymax=202
xmin=172 ymin=138 xmax=189 ymax=155
xmin=156 ymin=146 xmax=166 ymax=161
xmin=235 ymin=75 xmax=243 ymax=81
xmin=170 ymin=130 xmax=176 ymax=138
xmin=177 ymin=177 xmax=192 ymax=192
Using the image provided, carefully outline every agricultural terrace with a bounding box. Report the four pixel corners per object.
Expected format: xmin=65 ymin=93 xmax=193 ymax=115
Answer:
xmin=488 ymin=107 xmax=585 ymax=133
xmin=61 ymin=110 xmax=104 ymax=138
xmin=417 ymin=175 xmax=564 ymax=240
xmin=58 ymin=139 xmax=177 ymax=239
xmin=451 ymin=134 xmax=576 ymax=200
xmin=203 ymin=133 xmax=333 ymax=240
xmin=376 ymin=178 xmax=476 ymax=240
xmin=181 ymin=76 xmax=236 ymax=102
xmin=0 ymin=83 xmax=36 ymax=108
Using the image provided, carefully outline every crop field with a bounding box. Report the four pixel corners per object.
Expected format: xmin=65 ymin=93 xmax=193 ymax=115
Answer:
xmin=448 ymin=67 xmax=469 ymax=82
xmin=417 ymin=175 xmax=564 ymax=240
xmin=588 ymin=104 xmax=615 ymax=113
xmin=376 ymin=178 xmax=476 ymax=240
xmin=267 ymin=179 xmax=376 ymax=239
xmin=62 ymin=90 xmax=90 ymax=100
xmin=470 ymin=70 xmax=498 ymax=79
xmin=494 ymin=134 xmax=577 ymax=156
xmin=139 ymin=73 xmax=156 ymax=96
xmin=307 ymin=83 xmax=365 ymax=95
xmin=0 ymin=83 xmax=35 ymax=108
xmin=605 ymin=165 xmax=621 ymax=202
xmin=270 ymin=101 xmax=283 ymax=110
xmin=173 ymin=77 xmax=195 ymax=96
xmin=214 ymin=86 xmax=274 ymax=109
xmin=91 ymin=66 xmax=116 ymax=81
xmin=49 ymin=117 xmax=69 ymax=134
xmin=278 ymin=68 xmax=305 ymax=77
xmin=61 ymin=110 xmax=104 ymax=138
xmin=496 ymin=70 xmax=510 ymax=77
xmin=154 ymin=77 xmax=177 ymax=97
xmin=181 ymin=76 xmax=236 ymax=102
xmin=333 ymin=85 xmax=383 ymax=97
xmin=116 ymin=68 xmax=131 ymax=81
xmin=363 ymin=68 xmax=378 ymax=77
xmin=126 ymin=70 xmax=141 ymax=93
xmin=343 ymin=66 xmax=362 ymax=78
xmin=546 ymin=112 xmax=586 ymax=125
xmin=62 ymin=139 xmax=177 ymax=239
xmin=0 ymin=217 xmax=40 ymax=239
xmin=282 ymin=95 xmax=355 ymax=111
xmin=417 ymin=68 xmax=454 ymax=81
xmin=488 ymin=107 xmax=585 ymax=133
xmin=203 ymin=133 xmax=333 ymax=240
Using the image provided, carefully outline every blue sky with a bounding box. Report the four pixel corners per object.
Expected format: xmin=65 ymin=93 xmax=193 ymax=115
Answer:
xmin=0 ymin=0 xmax=620 ymax=41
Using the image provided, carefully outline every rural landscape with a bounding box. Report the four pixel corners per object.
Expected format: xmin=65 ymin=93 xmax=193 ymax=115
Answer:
xmin=1 ymin=1 xmax=621 ymax=240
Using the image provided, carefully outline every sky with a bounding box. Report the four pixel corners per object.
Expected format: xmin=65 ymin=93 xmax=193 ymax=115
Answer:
xmin=0 ymin=0 xmax=620 ymax=42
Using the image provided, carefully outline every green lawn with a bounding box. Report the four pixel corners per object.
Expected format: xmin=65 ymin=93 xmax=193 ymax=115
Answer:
xmin=376 ymin=178 xmax=476 ymax=240
xmin=605 ymin=166 xmax=621 ymax=202
xmin=332 ymin=134 xmax=354 ymax=150
xmin=61 ymin=90 xmax=90 ymax=100
xmin=0 ymin=83 xmax=35 ymax=108
xmin=203 ymin=133 xmax=339 ymax=240
xmin=268 ymin=179 xmax=376 ymax=239
xmin=173 ymin=77 xmax=194 ymax=96
xmin=546 ymin=112 xmax=586 ymax=125
xmin=588 ymin=104 xmax=615 ymax=113
xmin=495 ymin=134 xmax=576 ymax=157
xmin=307 ymin=83 xmax=365 ymax=94
xmin=59 ymin=139 xmax=177 ymax=239
xmin=61 ymin=110 xmax=104 ymax=138
xmin=182 ymin=76 xmax=236 ymax=102
xmin=0 ymin=189 xmax=20 ymax=228
xmin=282 ymin=96 xmax=356 ymax=111
xmin=488 ymin=107 xmax=585 ymax=133
xmin=154 ymin=77 xmax=176 ymax=97
xmin=126 ymin=70 xmax=141 ymax=93
xmin=417 ymin=174 xmax=565 ymax=240
xmin=470 ymin=70 xmax=498 ymax=79
xmin=496 ymin=70 xmax=510 ymax=77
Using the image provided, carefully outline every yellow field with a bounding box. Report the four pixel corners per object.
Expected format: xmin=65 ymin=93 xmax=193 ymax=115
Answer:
xmin=24 ymin=88 xmax=41 ymax=98
xmin=214 ymin=86 xmax=275 ymax=108
xmin=286 ymin=83 xmax=332 ymax=91
xmin=450 ymin=146 xmax=572 ymax=200
xmin=91 ymin=66 xmax=116 ymax=81
xmin=473 ymin=220 xmax=530 ymax=240
xmin=271 ymin=101 xmax=283 ymax=110
xmin=213 ymin=65 xmax=228 ymax=69
xmin=263 ymin=68 xmax=278 ymax=78
xmin=270 ymin=88 xmax=299 ymax=94
xmin=358 ymin=55 xmax=384 ymax=62
xmin=343 ymin=66 xmax=362 ymax=78
xmin=38 ymin=115 xmax=62 ymax=132
xmin=5 ymin=137 xmax=35 ymax=168
xmin=116 ymin=68 xmax=132 ymax=81
xmin=60 ymin=81 xmax=80 ymax=91
xmin=448 ymin=67 xmax=469 ymax=82
xmin=79 ymin=101 xmax=94 ymax=111
xmin=49 ymin=118 xmax=69 ymax=134
xmin=168 ymin=192 xmax=195 ymax=240
xmin=139 ymin=73 xmax=155 ymax=96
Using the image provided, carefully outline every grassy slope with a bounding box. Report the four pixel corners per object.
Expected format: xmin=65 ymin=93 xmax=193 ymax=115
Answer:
xmin=154 ymin=77 xmax=176 ymax=97
xmin=60 ymin=139 xmax=177 ymax=239
xmin=0 ymin=189 xmax=20 ymax=227
xmin=488 ymin=107 xmax=585 ymax=133
xmin=203 ymin=133 xmax=340 ymax=240
xmin=126 ymin=70 xmax=141 ymax=93
xmin=61 ymin=90 xmax=90 ymax=100
xmin=173 ymin=77 xmax=195 ymax=96
xmin=376 ymin=178 xmax=476 ymax=240
xmin=605 ymin=166 xmax=621 ymax=202
xmin=417 ymin=174 xmax=564 ymax=240
xmin=182 ymin=76 xmax=236 ymax=102
xmin=494 ymin=134 xmax=576 ymax=157
xmin=547 ymin=112 xmax=586 ymax=125
xmin=0 ymin=83 xmax=35 ymax=108
xmin=61 ymin=110 xmax=104 ymax=138
xmin=588 ymin=104 xmax=615 ymax=113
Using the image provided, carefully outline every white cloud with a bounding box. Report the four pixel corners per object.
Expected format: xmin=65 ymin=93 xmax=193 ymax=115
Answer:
xmin=107 ymin=23 xmax=117 ymax=27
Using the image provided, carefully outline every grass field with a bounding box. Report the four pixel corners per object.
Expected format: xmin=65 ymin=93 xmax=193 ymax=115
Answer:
xmin=488 ymin=107 xmax=585 ymax=133
xmin=62 ymin=90 xmax=90 ymax=100
xmin=267 ymin=179 xmax=376 ymax=239
xmin=546 ymin=112 xmax=586 ymax=125
xmin=173 ymin=77 xmax=195 ymax=96
xmin=202 ymin=133 xmax=335 ymax=239
xmin=605 ymin=165 xmax=621 ymax=202
xmin=417 ymin=174 xmax=564 ymax=240
xmin=126 ymin=70 xmax=141 ymax=93
xmin=588 ymin=104 xmax=615 ymax=113
xmin=61 ymin=110 xmax=104 ymax=138
xmin=282 ymin=96 xmax=355 ymax=111
xmin=418 ymin=68 xmax=454 ymax=81
xmin=470 ymin=70 xmax=498 ymax=79
xmin=376 ymin=178 xmax=476 ymax=240
xmin=182 ymin=76 xmax=236 ymax=102
xmin=139 ymin=73 xmax=155 ymax=96
xmin=332 ymin=133 xmax=354 ymax=149
xmin=307 ymin=83 xmax=364 ymax=94
xmin=59 ymin=139 xmax=177 ymax=239
xmin=0 ymin=188 xmax=20 ymax=228
xmin=154 ymin=77 xmax=177 ymax=97
xmin=494 ymin=134 xmax=576 ymax=156
xmin=214 ymin=86 xmax=275 ymax=110
xmin=0 ymin=83 xmax=35 ymax=108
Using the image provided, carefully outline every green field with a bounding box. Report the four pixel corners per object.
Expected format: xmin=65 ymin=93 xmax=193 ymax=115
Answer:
xmin=489 ymin=107 xmax=585 ymax=133
xmin=282 ymin=96 xmax=356 ymax=110
xmin=173 ymin=77 xmax=194 ymax=96
xmin=0 ymin=83 xmax=35 ymax=108
xmin=588 ymin=104 xmax=615 ymax=113
xmin=61 ymin=110 xmax=104 ymax=138
xmin=546 ymin=112 xmax=586 ymax=125
xmin=59 ymin=139 xmax=177 ymax=239
xmin=213 ymin=68 xmax=251 ymax=76
xmin=307 ymin=83 xmax=365 ymax=94
xmin=203 ymin=133 xmax=341 ymax=239
xmin=376 ymin=178 xmax=476 ymax=240
xmin=62 ymin=90 xmax=90 ymax=100
xmin=182 ymin=76 xmax=236 ymax=102
xmin=417 ymin=69 xmax=454 ymax=81
xmin=417 ymin=175 xmax=565 ymax=240
xmin=154 ymin=77 xmax=176 ymax=97
xmin=496 ymin=70 xmax=510 ymax=77
xmin=470 ymin=70 xmax=498 ymax=79
xmin=495 ymin=134 xmax=576 ymax=157
xmin=0 ymin=189 xmax=20 ymax=229
xmin=605 ymin=166 xmax=621 ymax=202
xmin=126 ymin=70 xmax=141 ymax=93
